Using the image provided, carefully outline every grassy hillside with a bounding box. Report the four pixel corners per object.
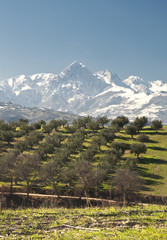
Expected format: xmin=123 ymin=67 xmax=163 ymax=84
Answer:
xmin=0 ymin=119 xmax=167 ymax=199
xmin=117 ymin=126 xmax=167 ymax=196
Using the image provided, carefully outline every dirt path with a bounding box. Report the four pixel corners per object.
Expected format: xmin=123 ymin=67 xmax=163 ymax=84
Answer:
xmin=0 ymin=192 xmax=120 ymax=206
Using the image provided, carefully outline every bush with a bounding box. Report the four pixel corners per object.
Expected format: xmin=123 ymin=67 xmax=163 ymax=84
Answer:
xmin=137 ymin=134 xmax=149 ymax=142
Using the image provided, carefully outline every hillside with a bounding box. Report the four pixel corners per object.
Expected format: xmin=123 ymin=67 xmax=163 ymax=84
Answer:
xmin=0 ymin=116 xmax=167 ymax=201
xmin=0 ymin=102 xmax=78 ymax=123
xmin=118 ymin=126 xmax=167 ymax=196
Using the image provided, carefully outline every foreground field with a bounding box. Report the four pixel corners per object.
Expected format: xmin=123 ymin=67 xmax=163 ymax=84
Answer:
xmin=1 ymin=205 xmax=167 ymax=239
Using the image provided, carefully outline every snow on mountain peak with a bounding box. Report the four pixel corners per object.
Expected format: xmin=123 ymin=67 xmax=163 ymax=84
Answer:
xmin=15 ymin=75 xmax=26 ymax=83
xmin=95 ymin=70 xmax=112 ymax=84
xmin=60 ymin=61 xmax=87 ymax=77
xmin=124 ymin=75 xmax=145 ymax=84
xmin=30 ymin=73 xmax=54 ymax=80
xmin=150 ymin=80 xmax=167 ymax=93
xmin=8 ymin=78 xmax=14 ymax=87
xmin=0 ymin=61 xmax=167 ymax=123
xmin=70 ymin=61 xmax=86 ymax=68
xmin=95 ymin=70 xmax=127 ymax=88
xmin=123 ymin=75 xmax=149 ymax=93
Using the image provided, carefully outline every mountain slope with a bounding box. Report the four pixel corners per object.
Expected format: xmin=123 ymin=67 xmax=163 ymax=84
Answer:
xmin=0 ymin=102 xmax=78 ymax=123
xmin=0 ymin=61 xmax=167 ymax=123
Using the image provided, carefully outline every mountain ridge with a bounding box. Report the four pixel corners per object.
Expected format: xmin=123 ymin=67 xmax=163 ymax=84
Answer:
xmin=0 ymin=102 xmax=78 ymax=123
xmin=0 ymin=61 xmax=167 ymax=123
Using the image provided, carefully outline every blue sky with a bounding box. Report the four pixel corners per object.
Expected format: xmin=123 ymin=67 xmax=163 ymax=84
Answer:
xmin=0 ymin=0 xmax=167 ymax=81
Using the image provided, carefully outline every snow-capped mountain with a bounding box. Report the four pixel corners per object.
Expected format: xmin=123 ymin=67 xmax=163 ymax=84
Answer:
xmin=0 ymin=61 xmax=167 ymax=123
xmin=123 ymin=76 xmax=150 ymax=93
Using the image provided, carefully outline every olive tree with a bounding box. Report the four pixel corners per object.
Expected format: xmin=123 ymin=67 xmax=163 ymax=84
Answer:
xmin=76 ymin=160 xmax=96 ymax=200
xmin=45 ymin=133 xmax=63 ymax=148
xmin=1 ymin=131 xmax=14 ymax=144
xmin=14 ymin=140 xmax=28 ymax=153
xmin=97 ymin=116 xmax=110 ymax=128
xmin=91 ymin=135 xmax=106 ymax=151
xmin=111 ymin=116 xmax=129 ymax=130
xmin=87 ymin=120 xmax=100 ymax=134
xmin=151 ymin=120 xmax=163 ymax=133
xmin=131 ymin=143 xmax=147 ymax=159
xmin=111 ymin=141 xmax=128 ymax=155
xmin=0 ymin=151 xmax=18 ymax=195
xmin=100 ymin=127 xmax=115 ymax=143
xmin=15 ymin=153 xmax=41 ymax=198
xmin=125 ymin=125 xmax=137 ymax=139
xmin=40 ymin=160 xmax=62 ymax=197
xmin=38 ymin=142 xmax=54 ymax=159
xmin=133 ymin=116 xmax=148 ymax=133
xmin=25 ymin=131 xmax=44 ymax=149
xmin=114 ymin=168 xmax=140 ymax=206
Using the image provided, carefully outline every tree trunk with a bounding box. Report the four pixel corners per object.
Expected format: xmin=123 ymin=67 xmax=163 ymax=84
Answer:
xmin=123 ymin=191 xmax=126 ymax=207
xmin=79 ymin=187 xmax=85 ymax=199
xmin=27 ymin=181 xmax=30 ymax=199
xmin=15 ymin=177 xmax=18 ymax=185
xmin=10 ymin=177 xmax=13 ymax=196
xmin=84 ymin=189 xmax=89 ymax=207
xmin=0 ymin=199 xmax=2 ymax=212
xmin=53 ymin=183 xmax=60 ymax=198
xmin=109 ymin=182 xmax=112 ymax=199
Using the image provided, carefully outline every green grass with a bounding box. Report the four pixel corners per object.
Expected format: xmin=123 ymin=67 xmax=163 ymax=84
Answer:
xmin=1 ymin=205 xmax=167 ymax=239
xmin=114 ymin=127 xmax=167 ymax=196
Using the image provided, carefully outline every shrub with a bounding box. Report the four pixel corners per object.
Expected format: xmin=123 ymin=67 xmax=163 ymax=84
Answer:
xmin=137 ymin=134 xmax=149 ymax=142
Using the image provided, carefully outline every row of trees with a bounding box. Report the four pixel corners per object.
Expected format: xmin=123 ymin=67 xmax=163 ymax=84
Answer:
xmin=0 ymin=116 xmax=163 ymax=146
xmin=0 ymin=142 xmax=145 ymax=201
xmin=0 ymin=115 xmax=163 ymax=204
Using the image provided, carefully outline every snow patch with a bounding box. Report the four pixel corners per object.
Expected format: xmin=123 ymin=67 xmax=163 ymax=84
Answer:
xmin=150 ymin=80 xmax=167 ymax=93
xmin=8 ymin=78 xmax=13 ymax=87
xmin=15 ymin=75 xmax=26 ymax=83
xmin=21 ymin=85 xmax=32 ymax=91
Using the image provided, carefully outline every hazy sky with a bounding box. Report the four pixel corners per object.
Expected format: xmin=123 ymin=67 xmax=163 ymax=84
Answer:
xmin=0 ymin=0 xmax=167 ymax=81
